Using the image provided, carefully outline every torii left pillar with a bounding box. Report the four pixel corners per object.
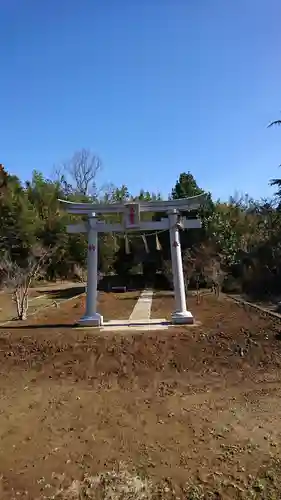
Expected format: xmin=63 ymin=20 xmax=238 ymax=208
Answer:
xmin=78 ymin=213 xmax=103 ymax=327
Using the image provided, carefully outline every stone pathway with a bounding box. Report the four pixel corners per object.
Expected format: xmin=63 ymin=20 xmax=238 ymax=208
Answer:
xmin=100 ymin=289 xmax=169 ymax=332
xmin=129 ymin=289 xmax=153 ymax=322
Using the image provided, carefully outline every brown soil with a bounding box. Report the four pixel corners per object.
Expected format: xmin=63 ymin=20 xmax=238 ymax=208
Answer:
xmin=0 ymin=292 xmax=281 ymax=499
xmin=0 ymin=288 xmax=139 ymax=324
xmin=150 ymin=291 xmax=174 ymax=319
xmin=98 ymin=291 xmax=139 ymax=321
xmin=0 ymin=283 xmax=85 ymax=323
xmin=19 ymin=290 xmax=139 ymax=327
xmin=0 ymin=289 xmax=43 ymax=323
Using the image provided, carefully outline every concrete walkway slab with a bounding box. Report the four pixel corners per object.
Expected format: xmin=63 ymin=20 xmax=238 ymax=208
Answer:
xmin=76 ymin=319 xmax=171 ymax=332
xmin=129 ymin=289 xmax=153 ymax=322
xmin=100 ymin=318 xmax=170 ymax=332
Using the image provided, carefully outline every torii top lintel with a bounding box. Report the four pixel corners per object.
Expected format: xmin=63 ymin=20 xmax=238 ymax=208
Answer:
xmin=58 ymin=193 xmax=206 ymax=215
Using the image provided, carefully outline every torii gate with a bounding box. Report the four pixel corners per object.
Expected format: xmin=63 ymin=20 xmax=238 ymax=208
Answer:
xmin=59 ymin=194 xmax=205 ymax=327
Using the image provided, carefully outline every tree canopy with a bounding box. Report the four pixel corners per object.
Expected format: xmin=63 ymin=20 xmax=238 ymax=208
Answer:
xmin=0 ymin=141 xmax=280 ymax=299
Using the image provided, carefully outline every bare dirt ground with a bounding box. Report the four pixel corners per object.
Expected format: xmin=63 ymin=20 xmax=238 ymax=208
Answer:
xmin=0 ymin=289 xmax=42 ymax=323
xmin=0 ymin=282 xmax=86 ymax=323
xmin=230 ymin=293 xmax=281 ymax=318
xmin=0 ymin=284 xmax=139 ymax=324
xmin=0 ymin=291 xmax=281 ymax=499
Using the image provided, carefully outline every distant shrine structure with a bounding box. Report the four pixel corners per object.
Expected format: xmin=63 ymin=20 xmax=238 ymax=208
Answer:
xmin=59 ymin=194 xmax=205 ymax=327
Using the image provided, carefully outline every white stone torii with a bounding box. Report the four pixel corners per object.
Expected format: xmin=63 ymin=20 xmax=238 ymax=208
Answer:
xmin=59 ymin=194 xmax=205 ymax=327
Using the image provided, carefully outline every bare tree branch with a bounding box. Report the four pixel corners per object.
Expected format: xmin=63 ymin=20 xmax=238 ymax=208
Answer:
xmin=0 ymin=246 xmax=54 ymax=320
xmin=183 ymin=244 xmax=226 ymax=302
xmin=203 ymin=257 xmax=225 ymax=297
xmin=60 ymin=149 xmax=102 ymax=196
xmin=267 ymin=120 xmax=281 ymax=128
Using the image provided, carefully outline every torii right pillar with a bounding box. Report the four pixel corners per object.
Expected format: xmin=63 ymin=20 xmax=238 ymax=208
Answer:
xmin=168 ymin=209 xmax=194 ymax=324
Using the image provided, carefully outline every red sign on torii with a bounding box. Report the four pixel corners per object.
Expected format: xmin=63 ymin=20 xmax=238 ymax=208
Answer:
xmin=124 ymin=203 xmax=140 ymax=229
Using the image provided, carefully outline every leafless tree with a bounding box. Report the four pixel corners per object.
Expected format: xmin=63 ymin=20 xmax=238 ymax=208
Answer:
xmin=56 ymin=149 xmax=102 ymax=196
xmin=203 ymin=257 xmax=225 ymax=298
xmin=182 ymin=249 xmax=198 ymax=300
xmin=73 ymin=264 xmax=87 ymax=283
xmin=183 ymin=244 xmax=226 ymax=302
xmin=0 ymin=247 xmax=53 ymax=320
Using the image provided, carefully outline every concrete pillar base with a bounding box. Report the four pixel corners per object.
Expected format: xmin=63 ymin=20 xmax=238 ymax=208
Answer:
xmin=171 ymin=310 xmax=194 ymax=325
xmin=77 ymin=313 xmax=104 ymax=327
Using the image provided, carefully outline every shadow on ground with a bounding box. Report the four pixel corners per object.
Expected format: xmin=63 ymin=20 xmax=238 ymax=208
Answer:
xmin=0 ymin=323 xmax=74 ymax=330
xmin=37 ymin=286 xmax=86 ymax=300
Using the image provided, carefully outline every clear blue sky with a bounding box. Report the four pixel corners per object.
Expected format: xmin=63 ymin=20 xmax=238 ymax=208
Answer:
xmin=1 ymin=0 xmax=281 ymax=201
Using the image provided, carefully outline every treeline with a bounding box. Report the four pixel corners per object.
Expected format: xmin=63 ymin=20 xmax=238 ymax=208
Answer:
xmin=0 ymin=148 xmax=281 ymax=300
